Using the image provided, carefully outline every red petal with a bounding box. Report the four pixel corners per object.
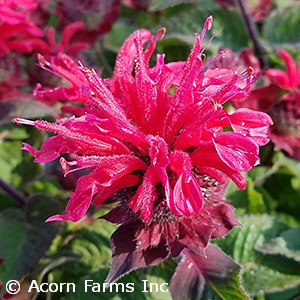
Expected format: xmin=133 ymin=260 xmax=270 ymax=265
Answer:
xmin=46 ymin=175 xmax=97 ymax=222
xmin=170 ymin=173 xmax=204 ymax=216
xmin=213 ymin=132 xmax=259 ymax=172
xmin=229 ymin=108 xmax=273 ymax=146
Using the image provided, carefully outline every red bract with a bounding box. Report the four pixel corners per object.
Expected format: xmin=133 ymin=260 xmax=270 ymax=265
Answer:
xmin=14 ymin=17 xmax=272 ymax=279
xmin=240 ymin=50 xmax=300 ymax=160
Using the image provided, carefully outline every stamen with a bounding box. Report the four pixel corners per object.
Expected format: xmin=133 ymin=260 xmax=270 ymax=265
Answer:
xmin=12 ymin=118 xmax=35 ymax=126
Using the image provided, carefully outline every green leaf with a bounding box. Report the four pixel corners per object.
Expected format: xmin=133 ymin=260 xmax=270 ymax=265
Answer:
xmin=44 ymin=217 xmax=116 ymax=286
xmin=0 ymin=99 xmax=55 ymax=124
xmin=149 ymin=0 xmax=195 ymax=12
xmin=156 ymin=7 xmax=248 ymax=52
xmin=63 ymin=265 xmax=173 ymax=300
xmin=273 ymin=152 xmax=300 ymax=178
xmin=104 ymin=21 xmax=137 ymax=53
xmin=0 ymin=196 xmax=61 ymax=288
xmin=257 ymin=227 xmax=300 ymax=263
xmin=64 ymin=268 xmax=141 ymax=300
xmin=263 ymin=5 xmax=300 ymax=47
xmin=213 ymin=215 xmax=300 ymax=296
xmin=212 ymin=9 xmax=249 ymax=51
xmin=246 ymin=179 xmax=267 ymax=214
xmin=0 ymin=127 xmax=43 ymax=188
xmin=226 ymin=177 xmax=275 ymax=215
xmin=0 ymin=124 xmax=29 ymax=140
xmin=264 ymin=173 xmax=300 ymax=220
xmin=274 ymin=0 xmax=296 ymax=7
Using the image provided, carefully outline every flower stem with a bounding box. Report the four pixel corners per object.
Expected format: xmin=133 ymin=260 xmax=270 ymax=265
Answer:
xmin=0 ymin=177 xmax=27 ymax=206
xmin=235 ymin=0 xmax=267 ymax=70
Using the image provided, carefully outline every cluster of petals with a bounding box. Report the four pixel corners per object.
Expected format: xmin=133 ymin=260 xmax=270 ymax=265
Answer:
xmin=14 ymin=16 xmax=273 ymax=220
xmin=0 ymin=0 xmax=90 ymax=103
xmin=240 ymin=50 xmax=300 ymax=159
xmin=0 ymin=0 xmax=44 ymax=56
xmin=14 ymin=17 xmax=272 ymax=272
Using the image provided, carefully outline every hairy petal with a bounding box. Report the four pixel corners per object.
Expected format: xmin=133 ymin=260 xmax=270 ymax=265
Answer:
xmin=229 ymin=108 xmax=273 ymax=146
xmin=213 ymin=132 xmax=260 ymax=172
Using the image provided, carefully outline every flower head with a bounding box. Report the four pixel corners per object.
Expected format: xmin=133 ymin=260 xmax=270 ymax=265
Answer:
xmin=239 ymin=50 xmax=300 ymax=159
xmin=14 ymin=17 xmax=272 ymax=279
xmin=0 ymin=0 xmax=44 ymax=56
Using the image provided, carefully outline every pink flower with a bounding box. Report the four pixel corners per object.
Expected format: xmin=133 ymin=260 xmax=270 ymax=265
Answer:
xmin=0 ymin=0 xmax=44 ymax=56
xmin=32 ymin=22 xmax=89 ymax=57
xmin=239 ymin=50 xmax=300 ymax=160
xmin=213 ymin=48 xmax=260 ymax=74
xmin=32 ymin=53 xmax=90 ymax=106
xmin=14 ymin=17 xmax=272 ymax=279
xmin=26 ymin=22 xmax=90 ymax=101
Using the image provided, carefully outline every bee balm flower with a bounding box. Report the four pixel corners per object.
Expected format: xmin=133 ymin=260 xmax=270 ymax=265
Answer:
xmin=238 ymin=50 xmax=300 ymax=160
xmin=14 ymin=16 xmax=272 ymax=279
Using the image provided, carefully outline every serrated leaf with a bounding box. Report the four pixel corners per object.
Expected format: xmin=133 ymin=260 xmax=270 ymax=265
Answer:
xmin=156 ymin=7 xmax=248 ymax=53
xmin=170 ymin=246 xmax=249 ymax=300
xmin=213 ymin=215 xmax=300 ymax=295
xmin=246 ymin=178 xmax=266 ymax=214
xmin=257 ymin=227 xmax=300 ymax=263
xmin=243 ymin=265 xmax=300 ymax=295
xmin=214 ymin=215 xmax=288 ymax=263
xmin=263 ymin=5 xmax=300 ymax=47
xmin=226 ymin=177 xmax=275 ymax=215
xmin=264 ymin=173 xmax=300 ymax=220
xmin=0 ymin=196 xmax=61 ymax=288
xmin=0 ymin=140 xmax=23 ymax=185
xmin=58 ymin=218 xmax=115 ymax=272
xmin=212 ymin=9 xmax=248 ymax=51
xmin=273 ymin=152 xmax=300 ymax=178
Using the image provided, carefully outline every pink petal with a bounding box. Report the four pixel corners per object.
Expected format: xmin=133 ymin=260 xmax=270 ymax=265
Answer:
xmin=266 ymin=69 xmax=290 ymax=90
xmin=46 ymin=175 xmax=97 ymax=222
xmin=213 ymin=132 xmax=259 ymax=172
xmin=192 ymin=148 xmax=247 ymax=189
xmin=278 ymin=49 xmax=298 ymax=89
xmin=169 ymin=173 xmax=204 ymax=216
xmin=229 ymin=108 xmax=273 ymax=146
xmin=128 ymin=166 xmax=158 ymax=221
